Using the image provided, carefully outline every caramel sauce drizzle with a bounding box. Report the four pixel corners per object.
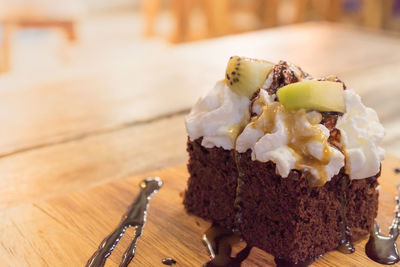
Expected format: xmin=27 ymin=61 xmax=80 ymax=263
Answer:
xmin=250 ymin=102 xmax=334 ymax=186
xmin=227 ymin=111 xmax=250 ymax=144
xmin=285 ymin=110 xmax=333 ymax=186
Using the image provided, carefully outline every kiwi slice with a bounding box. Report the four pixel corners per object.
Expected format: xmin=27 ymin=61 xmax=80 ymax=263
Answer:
xmin=225 ymin=56 xmax=274 ymax=98
xmin=276 ymin=80 xmax=345 ymax=113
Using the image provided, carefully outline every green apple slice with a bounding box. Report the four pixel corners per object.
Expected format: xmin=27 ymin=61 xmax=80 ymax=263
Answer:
xmin=276 ymin=80 xmax=345 ymax=113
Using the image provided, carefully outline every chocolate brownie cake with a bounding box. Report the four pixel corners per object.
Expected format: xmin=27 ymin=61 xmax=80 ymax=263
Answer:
xmin=183 ymin=57 xmax=385 ymax=265
xmin=184 ymin=137 xmax=237 ymax=228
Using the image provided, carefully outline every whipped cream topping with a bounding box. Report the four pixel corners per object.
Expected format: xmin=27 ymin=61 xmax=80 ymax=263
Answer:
xmin=236 ymin=97 xmax=344 ymax=184
xmin=261 ymin=71 xmax=274 ymax=90
xmin=336 ymin=90 xmax=385 ymax=179
xmin=185 ymin=80 xmax=250 ymax=150
xmin=186 ymin=60 xmax=385 ymax=182
xmin=251 ymin=89 xmax=276 ymax=116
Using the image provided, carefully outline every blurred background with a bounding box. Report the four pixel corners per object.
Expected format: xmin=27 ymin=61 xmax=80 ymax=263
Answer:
xmin=1 ymin=0 xmax=400 ymax=75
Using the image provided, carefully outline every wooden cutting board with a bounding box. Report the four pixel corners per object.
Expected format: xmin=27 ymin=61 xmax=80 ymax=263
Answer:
xmin=1 ymin=156 xmax=400 ymax=267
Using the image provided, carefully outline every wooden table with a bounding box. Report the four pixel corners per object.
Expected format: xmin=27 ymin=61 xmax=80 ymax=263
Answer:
xmin=1 ymin=22 xmax=400 ymax=266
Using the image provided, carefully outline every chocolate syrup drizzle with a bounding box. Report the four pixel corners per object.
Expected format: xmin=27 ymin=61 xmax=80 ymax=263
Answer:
xmin=214 ymin=149 xmax=320 ymax=267
xmin=200 ymin=151 xmax=252 ymax=267
xmin=203 ymin=224 xmax=251 ymax=267
xmin=365 ymin=184 xmax=400 ymax=265
xmin=337 ymin=175 xmax=355 ymax=254
xmin=232 ymin=151 xmax=244 ymax=231
xmin=86 ymin=177 xmax=163 ymax=267
xmin=202 ymin=224 xmax=318 ymax=267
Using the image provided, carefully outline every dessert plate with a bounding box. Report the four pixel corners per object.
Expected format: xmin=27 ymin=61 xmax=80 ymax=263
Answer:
xmin=2 ymin=156 xmax=399 ymax=266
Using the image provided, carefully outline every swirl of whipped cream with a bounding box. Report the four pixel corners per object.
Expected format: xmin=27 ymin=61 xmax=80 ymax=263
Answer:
xmin=185 ymin=80 xmax=250 ymax=150
xmin=336 ymin=90 xmax=385 ymax=179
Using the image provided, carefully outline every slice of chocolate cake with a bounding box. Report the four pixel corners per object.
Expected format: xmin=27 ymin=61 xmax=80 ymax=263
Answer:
xmin=237 ymin=153 xmax=379 ymax=263
xmin=184 ymin=137 xmax=238 ymax=228
xmin=183 ymin=57 xmax=385 ymax=265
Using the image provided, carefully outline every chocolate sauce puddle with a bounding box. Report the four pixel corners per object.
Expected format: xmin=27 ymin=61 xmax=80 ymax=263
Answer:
xmin=162 ymin=257 xmax=177 ymax=265
xmin=337 ymin=175 xmax=355 ymax=254
xmin=365 ymin=184 xmax=400 ymax=265
xmin=86 ymin=177 xmax=163 ymax=267
xmin=203 ymin=224 xmax=252 ymax=266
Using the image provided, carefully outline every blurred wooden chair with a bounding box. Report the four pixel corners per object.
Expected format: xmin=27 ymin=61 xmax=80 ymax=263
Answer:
xmin=294 ymin=0 xmax=340 ymax=23
xmin=142 ymin=0 xmax=280 ymax=43
xmin=0 ymin=0 xmax=85 ymax=73
xmin=294 ymin=0 xmax=396 ymax=29
xmin=142 ymin=0 xmax=161 ymax=37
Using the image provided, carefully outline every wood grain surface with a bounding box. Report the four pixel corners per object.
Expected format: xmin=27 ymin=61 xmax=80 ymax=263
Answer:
xmin=0 ymin=113 xmax=187 ymax=209
xmin=1 ymin=155 xmax=399 ymax=267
